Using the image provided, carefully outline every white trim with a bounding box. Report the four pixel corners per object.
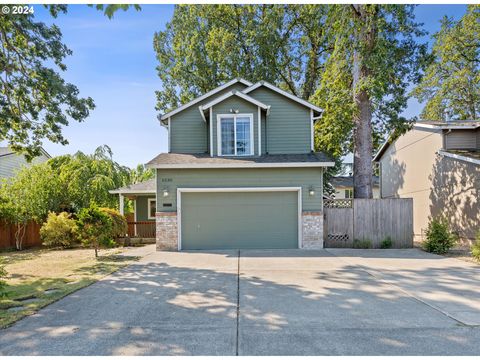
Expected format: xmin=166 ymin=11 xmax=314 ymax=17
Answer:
xmin=148 ymin=162 xmax=335 ymax=169
xmin=198 ymin=106 xmax=206 ymax=122
xmin=200 ymin=90 xmax=269 ymax=111
xmin=167 ymin=117 xmax=171 ymax=153
xmin=242 ymin=81 xmax=323 ymax=113
xmin=216 ymin=114 xmax=254 ymax=157
xmin=414 ymin=123 xmax=480 ymax=130
xmin=438 ymin=150 xmax=480 ymax=166
xmin=159 ymin=78 xmax=253 ymax=120
xmin=310 ymin=109 xmax=314 ymax=151
xmin=147 ymin=198 xmax=156 ymax=220
xmin=257 ymin=106 xmax=262 ymax=156
xmin=176 ymin=187 xmax=303 ymax=250
xmin=109 ymin=189 xmax=155 ymax=195
xmin=119 ymin=194 xmax=124 ymax=216
xmin=209 ymin=107 xmax=213 ymax=156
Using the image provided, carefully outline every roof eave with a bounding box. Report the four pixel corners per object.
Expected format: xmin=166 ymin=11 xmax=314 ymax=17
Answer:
xmin=146 ymin=162 xmax=335 ymax=169
xmin=159 ymin=78 xmax=253 ymax=121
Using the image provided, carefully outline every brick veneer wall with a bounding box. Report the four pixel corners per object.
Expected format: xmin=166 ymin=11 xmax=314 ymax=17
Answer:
xmin=302 ymin=211 xmax=324 ymax=249
xmin=156 ymin=212 xmax=178 ymax=251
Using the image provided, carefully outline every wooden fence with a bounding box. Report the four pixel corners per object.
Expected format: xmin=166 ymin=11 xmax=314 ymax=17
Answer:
xmin=127 ymin=221 xmax=156 ymax=238
xmin=324 ymin=198 xmax=413 ymax=248
xmin=0 ymin=221 xmax=42 ymax=250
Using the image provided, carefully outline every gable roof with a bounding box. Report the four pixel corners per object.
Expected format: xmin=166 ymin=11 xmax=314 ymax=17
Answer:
xmin=374 ymin=120 xmax=480 ymax=162
xmin=0 ymin=146 xmax=51 ymax=159
xmin=159 ymin=78 xmax=253 ymax=121
xmin=242 ymin=80 xmax=323 ymax=114
xmin=200 ymin=90 xmax=270 ymax=112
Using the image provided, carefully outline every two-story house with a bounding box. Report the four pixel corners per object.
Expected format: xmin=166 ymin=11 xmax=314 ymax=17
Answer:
xmin=374 ymin=120 xmax=480 ymax=245
xmin=111 ymin=78 xmax=334 ymax=250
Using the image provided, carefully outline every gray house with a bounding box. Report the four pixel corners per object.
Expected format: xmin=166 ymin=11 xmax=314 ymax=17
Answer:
xmin=374 ymin=120 xmax=480 ymax=245
xmin=0 ymin=147 xmax=51 ymax=180
xmin=111 ymin=78 xmax=334 ymax=250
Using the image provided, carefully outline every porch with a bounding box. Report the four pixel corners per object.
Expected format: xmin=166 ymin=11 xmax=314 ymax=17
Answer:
xmin=108 ymin=179 xmax=157 ymax=241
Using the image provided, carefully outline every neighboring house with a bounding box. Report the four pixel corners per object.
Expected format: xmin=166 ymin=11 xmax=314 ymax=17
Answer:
xmin=374 ymin=120 xmax=480 ymax=244
xmin=332 ymin=176 xmax=380 ymax=199
xmin=0 ymin=147 xmax=51 ymax=180
xmin=110 ymin=78 xmax=334 ymax=250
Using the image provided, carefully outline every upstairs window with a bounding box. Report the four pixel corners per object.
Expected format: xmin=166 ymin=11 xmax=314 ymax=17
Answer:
xmin=218 ymin=114 xmax=253 ymax=156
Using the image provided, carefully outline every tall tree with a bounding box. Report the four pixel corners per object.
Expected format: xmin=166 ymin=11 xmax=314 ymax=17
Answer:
xmin=413 ymin=5 xmax=480 ymax=121
xmin=0 ymin=5 xmax=94 ymax=160
xmin=312 ymin=5 xmax=426 ymax=198
xmin=154 ymin=4 xmax=330 ymax=113
xmin=0 ymin=5 xmax=140 ymax=160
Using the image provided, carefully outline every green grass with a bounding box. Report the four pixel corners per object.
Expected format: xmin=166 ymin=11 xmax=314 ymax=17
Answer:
xmin=0 ymin=247 xmax=139 ymax=328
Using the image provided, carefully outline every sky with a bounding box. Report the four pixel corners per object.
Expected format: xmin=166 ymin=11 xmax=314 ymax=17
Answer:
xmin=29 ymin=4 xmax=467 ymax=168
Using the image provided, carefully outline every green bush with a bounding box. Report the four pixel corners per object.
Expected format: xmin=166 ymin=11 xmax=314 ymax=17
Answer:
xmin=471 ymin=232 xmax=480 ymax=261
xmin=99 ymin=207 xmax=128 ymax=239
xmin=76 ymin=205 xmax=115 ymax=257
xmin=422 ymin=217 xmax=458 ymax=254
xmin=353 ymin=239 xmax=372 ymax=249
xmin=40 ymin=212 xmax=78 ymax=248
xmin=380 ymin=237 xmax=393 ymax=249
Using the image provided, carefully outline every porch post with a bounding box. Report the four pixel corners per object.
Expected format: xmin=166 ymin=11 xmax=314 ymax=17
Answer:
xmin=119 ymin=194 xmax=124 ymax=216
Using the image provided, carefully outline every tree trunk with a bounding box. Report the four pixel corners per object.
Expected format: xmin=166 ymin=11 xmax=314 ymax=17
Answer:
xmin=352 ymin=5 xmax=375 ymax=199
xmin=15 ymin=223 xmax=27 ymax=251
xmin=95 ymin=246 xmax=98 ymax=258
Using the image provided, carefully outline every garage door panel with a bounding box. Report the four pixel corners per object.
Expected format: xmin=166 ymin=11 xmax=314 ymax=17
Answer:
xmin=181 ymin=191 xmax=298 ymax=250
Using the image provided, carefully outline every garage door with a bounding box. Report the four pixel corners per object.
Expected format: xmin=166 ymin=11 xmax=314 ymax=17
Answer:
xmin=180 ymin=190 xmax=299 ymax=250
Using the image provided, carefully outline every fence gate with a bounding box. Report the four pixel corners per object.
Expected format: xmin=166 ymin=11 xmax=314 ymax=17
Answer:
xmin=324 ymin=199 xmax=354 ymax=248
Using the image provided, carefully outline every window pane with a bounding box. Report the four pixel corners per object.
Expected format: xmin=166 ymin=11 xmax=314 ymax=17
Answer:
xmin=221 ymin=117 xmax=235 ymax=155
xmin=149 ymin=200 xmax=156 ymax=218
xmin=236 ymin=117 xmax=251 ymax=155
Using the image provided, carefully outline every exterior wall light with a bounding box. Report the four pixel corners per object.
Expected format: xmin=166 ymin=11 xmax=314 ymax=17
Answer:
xmin=309 ymin=187 xmax=315 ymax=196
xmin=163 ymin=188 xmax=169 ymax=197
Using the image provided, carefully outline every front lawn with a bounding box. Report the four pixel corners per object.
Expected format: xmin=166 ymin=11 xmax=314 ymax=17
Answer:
xmin=0 ymin=247 xmax=140 ymax=328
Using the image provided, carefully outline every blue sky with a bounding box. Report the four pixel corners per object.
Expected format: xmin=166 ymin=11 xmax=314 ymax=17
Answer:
xmin=32 ymin=4 xmax=467 ymax=167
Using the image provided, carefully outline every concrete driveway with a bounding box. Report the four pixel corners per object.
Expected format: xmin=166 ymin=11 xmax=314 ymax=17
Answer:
xmin=1 ymin=247 xmax=480 ymax=355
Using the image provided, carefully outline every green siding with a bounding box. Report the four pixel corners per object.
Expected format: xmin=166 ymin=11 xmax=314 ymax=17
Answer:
xmin=181 ymin=191 xmax=298 ymax=249
xmin=211 ymin=96 xmax=259 ymax=156
xmin=156 ymin=167 xmax=323 ymax=212
xmin=249 ymin=87 xmax=311 ymax=154
xmin=135 ymin=195 xmax=155 ymax=221
xmin=170 ymin=83 xmax=247 ymax=154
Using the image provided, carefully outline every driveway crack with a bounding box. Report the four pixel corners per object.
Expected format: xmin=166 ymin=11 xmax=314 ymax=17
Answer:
xmin=235 ymin=249 xmax=240 ymax=356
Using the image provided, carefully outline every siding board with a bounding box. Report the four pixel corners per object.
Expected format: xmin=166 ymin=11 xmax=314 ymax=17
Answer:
xmin=169 ymin=82 xmax=247 ymax=154
xmin=156 ymin=167 xmax=323 ymax=212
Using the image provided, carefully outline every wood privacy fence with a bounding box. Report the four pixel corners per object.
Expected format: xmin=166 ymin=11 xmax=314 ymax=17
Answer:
xmin=323 ymin=198 xmax=413 ymax=248
xmin=0 ymin=221 xmax=42 ymax=250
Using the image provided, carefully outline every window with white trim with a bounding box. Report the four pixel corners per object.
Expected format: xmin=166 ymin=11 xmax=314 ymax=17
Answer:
xmin=344 ymin=189 xmax=353 ymax=199
xmin=217 ymin=114 xmax=253 ymax=156
xmin=148 ymin=198 xmax=156 ymax=219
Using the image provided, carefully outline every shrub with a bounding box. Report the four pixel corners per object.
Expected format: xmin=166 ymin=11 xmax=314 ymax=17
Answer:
xmin=380 ymin=237 xmax=393 ymax=249
xmin=40 ymin=212 xmax=78 ymax=248
xmin=471 ymin=232 xmax=480 ymax=261
xmin=99 ymin=208 xmax=127 ymax=239
xmin=76 ymin=205 xmax=115 ymax=257
xmin=353 ymin=239 xmax=372 ymax=249
xmin=422 ymin=217 xmax=458 ymax=254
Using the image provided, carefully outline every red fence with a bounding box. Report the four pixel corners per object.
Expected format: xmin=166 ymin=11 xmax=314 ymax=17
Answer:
xmin=0 ymin=221 xmax=42 ymax=250
xmin=127 ymin=221 xmax=156 ymax=238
